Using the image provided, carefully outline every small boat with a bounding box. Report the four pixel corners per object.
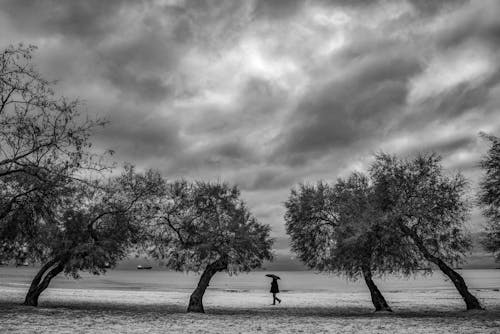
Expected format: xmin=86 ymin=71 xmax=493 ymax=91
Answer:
xmin=137 ymin=265 xmax=152 ymax=270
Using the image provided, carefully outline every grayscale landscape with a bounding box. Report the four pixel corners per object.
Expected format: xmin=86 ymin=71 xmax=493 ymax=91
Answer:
xmin=1 ymin=267 xmax=500 ymax=333
xmin=1 ymin=0 xmax=500 ymax=333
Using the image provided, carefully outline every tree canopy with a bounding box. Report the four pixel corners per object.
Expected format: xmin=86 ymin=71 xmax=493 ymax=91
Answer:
xmin=285 ymin=152 xmax=484 ymax=311
xmin=285 ymin=172 xmax=421 ymax=311
xmin=370 ymin=153 xmax=471 ymax=266
xmin=21 ymin=166 xmax=165 ymax=306
xmin=149 ymin=181 xmax=273 ymax=312
xmin=370 ymin=153 xmax=483 ymax=310
xmin=0 ymin=44 xmax=108 ymax=259
xmin=478 ymin=133 xmax=500 ymax=261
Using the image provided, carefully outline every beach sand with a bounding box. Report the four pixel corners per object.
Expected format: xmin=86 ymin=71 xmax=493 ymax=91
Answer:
xmin=1 ymin=286 xmax=499 ymax=333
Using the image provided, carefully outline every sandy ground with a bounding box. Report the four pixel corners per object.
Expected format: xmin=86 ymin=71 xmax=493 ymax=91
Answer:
xmin=0 ymin=286 xmax=499 ymax=333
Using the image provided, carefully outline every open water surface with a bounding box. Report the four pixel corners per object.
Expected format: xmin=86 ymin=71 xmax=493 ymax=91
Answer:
xmin=1 ymin=267 xmax=499 ymax=293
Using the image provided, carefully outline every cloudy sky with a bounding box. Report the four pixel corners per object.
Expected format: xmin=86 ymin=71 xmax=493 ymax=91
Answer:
xmin=1 ymin=0 xmax=499 ymax=250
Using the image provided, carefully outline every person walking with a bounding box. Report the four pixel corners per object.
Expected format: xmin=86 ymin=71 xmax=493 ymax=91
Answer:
xmin=266 ymin=274 xmax=281 ymax=305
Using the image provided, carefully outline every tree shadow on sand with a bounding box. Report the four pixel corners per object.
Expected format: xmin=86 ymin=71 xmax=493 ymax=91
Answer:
xmin=1 ymin=301 xmax=498 ymax=320
xmin=207 ymin=305 xmax=499 ymax=319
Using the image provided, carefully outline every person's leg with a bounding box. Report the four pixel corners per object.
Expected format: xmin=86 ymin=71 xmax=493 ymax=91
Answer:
xmin=276 ymin=294 xmax=281 ymax=304
xmin=272 ymin=293 xmax=276 ymax=305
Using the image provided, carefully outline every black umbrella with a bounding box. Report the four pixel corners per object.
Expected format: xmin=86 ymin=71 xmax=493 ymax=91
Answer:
xmin=265 ymin=274 xmax=281 ymax=280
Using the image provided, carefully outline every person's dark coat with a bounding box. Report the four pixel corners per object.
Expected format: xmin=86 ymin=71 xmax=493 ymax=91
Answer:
xmin=270 ymin=279 xmax=279 ymax=293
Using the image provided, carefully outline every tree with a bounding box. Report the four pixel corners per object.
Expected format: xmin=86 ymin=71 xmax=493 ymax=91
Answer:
xmin=285 ymin=173 xmax=421 ymax=312
xmin=20 ymin=166 xmax=165 ymax=306
xmin=149 ymin=181 xmax=273 ymax=313
xmin=0 ymin=44 xmax=107 ymax=258
xmin=478 ymin=133 xmax=500 ymax=261
xmin=370 ymin=153 xmax=484 ymax=310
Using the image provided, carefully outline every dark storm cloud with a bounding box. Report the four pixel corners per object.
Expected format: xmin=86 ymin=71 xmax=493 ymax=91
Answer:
xmin=0 ymin=0 xmax=128 ymax=41
xmin=274 ymin=49 xmax=420 ymax=162
xmin=234 ymin=167 xmax=297 ymax=191
xmin=432 ymin=136 xmax=476 ymax=156
xmin=247 ymin=169 xmax=296 ymax=191
xmin=94 ymin=109 xmax=183 ymax=163
xmin=253 ymin=0 xmax=305 ymax=20
xmin=406 ymin=0 xmax=468 ymax=15
xmin=436 ymin=2 xmax=500 ymax=49
xmin=405 ymin=135 xmax=476 ymax=158
xmin=396 ymin=76 xmax=500 ymax=141
xmin=212 ymin=141 xmax=256 ymax=161
xmin=186 ymin=76 xmax=286 ymax=137
xmin=163 ymin=139 xmax=260 ymax=177
xmin=172 ymin=0 xmax=252 ymax=49
xmin=97 ymin=34 xmax=179 ymax=102
xmin=271 ymin=0 xmax=500 ymax=170
xmin=1 ymin=0 xmax=498 ymax=239
xmin=0 ymin=0 xmax=248 ymax=101
xmin=239 ymin=77 xmax=286 ymax=116
xmin=420 ymin=78 xmax=498 ymax=121
xmin=319 ymin=0 xmax=467 ymax=15
xmin=1 ymin=0 xmax=177 ymax=101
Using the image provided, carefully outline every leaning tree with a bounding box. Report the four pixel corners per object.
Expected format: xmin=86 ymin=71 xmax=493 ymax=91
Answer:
xmin=478 ymin=133 xmax=500 ymax=261
xmin=285 ymin=173 xmax=422 ymax=312
xmin=370 ymin=153 xmax=484 ymax=310
xmin=0 ymin=44 xmax=107 ymax=261
xmin=18 ymin=166 xmax=166 ymax=306
xmin=149 ymin=181 xmax=273 ymax=313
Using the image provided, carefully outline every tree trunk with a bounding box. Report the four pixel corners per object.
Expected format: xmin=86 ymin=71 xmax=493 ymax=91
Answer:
xmin=401 ymin=225 xmax=484 ymax=310
xmin=23 ymin=258 xmax=65 ymax=306
xmin=361 ymin=265 xmax=392 ymax=312
xmin=187 ymin=259 xmax=227 ymax=313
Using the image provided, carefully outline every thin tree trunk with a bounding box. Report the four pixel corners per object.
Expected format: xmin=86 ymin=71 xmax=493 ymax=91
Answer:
xmin=187 ymin=259 xmax=227 ymax=313
xmin=23 ymin=258 xmax=65 ymax=306
xmin=401 ymin=225 xmax=484 ymax=310
xmin=361 ymin=265 xmax=392 ymax=312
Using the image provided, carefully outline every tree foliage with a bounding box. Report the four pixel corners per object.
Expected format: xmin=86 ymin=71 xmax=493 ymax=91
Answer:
xmin=21 ymin=166 xmax=165 ymax=306
xmin=370 ymin=153 xmax=483 ymax=310
xmin=478 ymin=133 xmax=500 ymax=260
xmin=150 ymin=181 xmax=273 ymax=274
xmin=285 ymin=173 xmax=421 ymax=278
xmin=0 ymin=44 xmax=108 ymax=257
xmin=285 ymin=172 xmax=421 ymax=311
xmin=149 ymin=181 xmax=273 ymax=312
xmin=284 ymin=181 xmax=337 ymax=272
xmin=286 ymin=152 xmax=483 ymax=311
xmin=370 ymin=153 xmax=472 ymax=265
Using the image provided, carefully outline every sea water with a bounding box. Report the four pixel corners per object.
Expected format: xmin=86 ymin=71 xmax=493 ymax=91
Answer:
xmin=1 ymin=267 xmax=499 ymax=293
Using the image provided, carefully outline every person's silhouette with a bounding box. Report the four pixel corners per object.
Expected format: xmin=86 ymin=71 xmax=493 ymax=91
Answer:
xmin=270 ymin=277 xmax=281 ymax=305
